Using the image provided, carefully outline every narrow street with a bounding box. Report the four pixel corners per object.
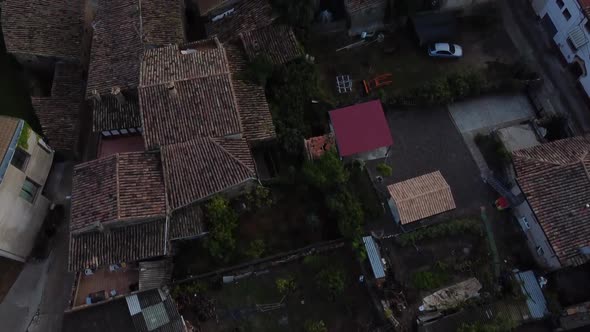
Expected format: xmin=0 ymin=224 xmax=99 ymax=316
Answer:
xmin=500 ymin=0 xmax=590 ymax=133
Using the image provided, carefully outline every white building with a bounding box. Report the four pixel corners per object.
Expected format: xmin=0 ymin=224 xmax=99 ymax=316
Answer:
xmin=0 ymin=116 xmax=54 ymax=262
xmin=532 ymin=0 xmax=590 ymax=97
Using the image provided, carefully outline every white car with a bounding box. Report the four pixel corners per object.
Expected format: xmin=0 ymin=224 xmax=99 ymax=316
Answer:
xmin=428 ymin=43 xmax=463 ymax=58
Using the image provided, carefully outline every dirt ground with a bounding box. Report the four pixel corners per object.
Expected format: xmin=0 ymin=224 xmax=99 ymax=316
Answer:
xmin=190 ymin=249 xmax=381 ymax=332
xmin=307 ymin=16 xmax=518 ymax=105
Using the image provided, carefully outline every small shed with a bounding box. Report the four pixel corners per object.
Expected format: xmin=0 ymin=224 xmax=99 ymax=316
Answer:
xmin=363 ymin=236 xmax=386 ymax=286
xmin=387 ymin=171 xmax=456 ymax=225
xmin=514 ymin=270 xmax=548 ymax=319
xmin=329 ymin=100 xmax=393 ymax=161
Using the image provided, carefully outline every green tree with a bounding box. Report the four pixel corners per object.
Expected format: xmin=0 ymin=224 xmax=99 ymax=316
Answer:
xmin=245 ymin=239 xmax=266 ymax=259
xmin=245 ymin=185 xmax=273 ymax=210
xmin=276 ymin=276 xmax=297 ymax=295
xmin=302 ymin=150 xmax=349 ymax=191
xmin=457 ymin=317 xmax=516 ymax=332
xmin=316 ymin=266 xmax=346 ymax=300
xmin=304 ymin=320 xmax=328 ymax=332
xmin=376 ymin=163 xmax=392 ymax=177
xmin=205 ymin=196 xmax=238 ymax=261
xmin=327 ymin=189 xmax=364 ymax=239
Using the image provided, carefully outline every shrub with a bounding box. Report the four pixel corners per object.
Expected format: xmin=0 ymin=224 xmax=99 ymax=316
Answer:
xmin=397 ymin=219 xmax=483 ymax=247
xmin=245 ymin=239 xmax=266 ymax=259
xmin=302 ymin=150 xmax=349 ymax=191
xmin=18 ymin=122 xmax=31 ymax=149
xmin=410 ymin=268 xmax=449 ymax=290
xmin=327 ymin=189 xmax=364 ymax=239
xmin=245 ymin=185 xmax=273 ymax=210
xmin=171 ymin=281 xmax=208 ymax=298
xmin=276 ymin=276 xmax=297 ymax=295
xmin=205 ymin=196 xmax=239 ymax=261
xmin=316 ymin=266 xmax=346 ymax=300
xmin=304 ymin=320 xmax=328 ymax=332
xmin=376 ymin=163 xmax=392 ymax=177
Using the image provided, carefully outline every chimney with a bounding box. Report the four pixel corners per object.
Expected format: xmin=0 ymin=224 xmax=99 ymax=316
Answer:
xmin=91 ymin=89 xmax=101 ymax=103
xmin=111 ymin=86 xmax=125 ymax=105
xmin=166 ymin=81 xmax=177 ymax=98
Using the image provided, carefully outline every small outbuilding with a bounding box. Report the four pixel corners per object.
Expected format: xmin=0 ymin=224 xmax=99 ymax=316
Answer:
xmin=329 ymin=100 xmax=393 ymax=161
xmin=387 ymin=171 xmax=456 ymax=225
xmin=363 ymin=236 xmax=386 ymax=286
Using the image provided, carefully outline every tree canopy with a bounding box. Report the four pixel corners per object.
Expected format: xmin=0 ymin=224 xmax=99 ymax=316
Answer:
xmin=205 ymin=196 xmax=239 ymax=261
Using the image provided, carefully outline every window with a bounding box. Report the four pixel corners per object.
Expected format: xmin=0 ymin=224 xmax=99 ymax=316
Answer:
xmin=20 ymin=178 xmax=40 ymax=203
xmin=557 ymin=0 xmax=564 ymax=9
xmin=563 ymin=8 xmax=572 ymax=20
xmin=536 ymin=246 xmax=545 ymax=256
xmin=519 ymin=217 xmax=531 ymax=230
xmin=10 ymin=148 xmax=30 ymax=171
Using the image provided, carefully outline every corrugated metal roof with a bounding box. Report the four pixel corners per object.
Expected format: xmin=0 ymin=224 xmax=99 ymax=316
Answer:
xmin=139 ymin=260 xmax=172 ymax=291
xmin=569 ymin=26 xmax=588 ymax=49
xmin=363 ymin=236 xmax=386 ymax=279
xmin=126 ymin=294 xmax=142 ymax=316
xmin=515 ymin=270 xmax=548 ymax=319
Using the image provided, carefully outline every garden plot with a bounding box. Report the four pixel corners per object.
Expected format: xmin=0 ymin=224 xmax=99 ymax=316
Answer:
xmin=174 ymin=249 xmax=380 ymax=332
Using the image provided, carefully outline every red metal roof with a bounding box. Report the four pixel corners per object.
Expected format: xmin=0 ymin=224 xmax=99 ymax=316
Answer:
xmin=329 ymin=100 xmax=393 ymax=157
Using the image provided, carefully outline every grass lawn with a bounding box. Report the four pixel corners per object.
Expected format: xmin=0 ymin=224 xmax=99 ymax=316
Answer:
xmin=189 ymin=249 xmax=380 ymax=331
xmin=0 ymin=11 xmax=41 ymax=131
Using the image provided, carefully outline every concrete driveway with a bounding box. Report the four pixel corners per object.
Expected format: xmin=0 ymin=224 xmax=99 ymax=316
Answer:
xmin=448 ymin=94 xmax=536 ymax=134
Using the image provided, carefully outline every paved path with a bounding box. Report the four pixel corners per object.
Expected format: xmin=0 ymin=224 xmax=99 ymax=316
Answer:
xmin=501 ymin=0 xmax=590 ymax=134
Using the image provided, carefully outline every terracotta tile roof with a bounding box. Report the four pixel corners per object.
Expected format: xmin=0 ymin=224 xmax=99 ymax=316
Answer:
xmin=85 ymin=0 xmax=185 ymax=97
xmin=140 ymin=0 xmax=186 ymax=46
xmin=70 ymin=152 xmax=166 ymax=232
xmin=68 ymin=217 xmax=166 ymax=271
xmin=139 ymin=75 xmax=242 ymax=149
xmin=1 ymin=0 xmax=83 ymax=59
xmin=206 ymin=0 xmax=276 ymax=42
xmin=31 ymin=63 xmax=83 ymax=151
xmin=161 ymin=137 xmax=255 ymax=209
xmin=513 ymin=136 xmax=590 ymax=266
xmin=140 ymin=41 xmax=229 ymax=87
xmin=344 ymin=0 xmax=388 ymax=14
xmin=387 ymin=171 xmax=456 ymax=224
xmin=139 ymin=39 xmax=274 ymax=147
xmin=169 ymin=204 xmax=205 ymax=240
xmin=304 ymin=133 xmax=336 ymax=160
xmin=86 ymin=0 xmax=143 ymax=97
xmin=0 ymin=116 xmax=19 ymax=159
xmin=240 ymin=25 xmax=303 ymax=65
xmin=225 ymin=42 xmax=276 ymax=141
xmin=51 ymin=63 xmax=85 ymax=99
xmin=92 ymin=94 xmax=141 ymax=132
xmin=31 ymin=98 xmax=80 ymax=151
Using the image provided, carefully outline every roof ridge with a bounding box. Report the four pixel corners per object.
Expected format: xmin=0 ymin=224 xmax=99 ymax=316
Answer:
xmin=393 ymin=185 xmax=450 ymax=203
xmin=140 ymin=71 xmax=232 ymax=88
xmin=210 ymin=137 xmax=254 ymax=173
